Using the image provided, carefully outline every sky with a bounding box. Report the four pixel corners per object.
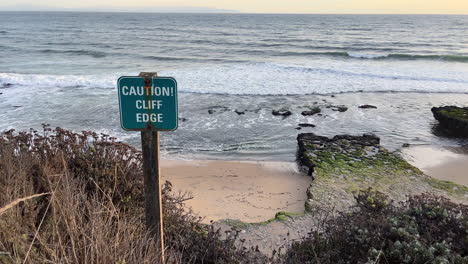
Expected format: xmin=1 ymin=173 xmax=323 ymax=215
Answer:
xmin=0 ymin=0 xmax=467 ymax=14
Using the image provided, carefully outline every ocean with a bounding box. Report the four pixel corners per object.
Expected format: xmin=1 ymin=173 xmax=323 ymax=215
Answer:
xmin=0 ymin=12 xmax=467 ymax=160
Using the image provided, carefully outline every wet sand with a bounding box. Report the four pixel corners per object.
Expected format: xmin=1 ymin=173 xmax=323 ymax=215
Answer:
xmin=402 ymin=146 xmax=468 ymax=186
xmin=161 ymin=160 xmax=311 ymax=223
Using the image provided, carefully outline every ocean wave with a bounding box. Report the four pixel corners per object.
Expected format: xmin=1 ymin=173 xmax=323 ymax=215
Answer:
xmin=166 ymin=63 xmax=468 ymax=95
xmin=40 ymin=49 xmax=107 ymax=58
xmin=143 ymin=55 xmax=190 ymax=61
xmin=143 ymin=55 xmax=248 ymax=63
xmin=274 ymin=64 xmax=467 ymax=83
xmin=1 ymin=62 xmax=467 ymax=95
xmin=385 ymin=53 xmax=468 ymax=62
xmin=0 ymin=73 xmax=114 ymax=89
xmin=276 ymin=51 xmax=468 ymax=62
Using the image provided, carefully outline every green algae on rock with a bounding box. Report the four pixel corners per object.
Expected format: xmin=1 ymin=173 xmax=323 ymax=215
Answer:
xmin=296 ymin=133 xmax=468 ymax=212
xmin=432 ymin=106 xmax=468 ymax=137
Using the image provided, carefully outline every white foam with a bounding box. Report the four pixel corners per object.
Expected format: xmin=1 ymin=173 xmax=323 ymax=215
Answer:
xmin=2 ymin=61 xmax=468 ymax=95
xmin=0 ymin=72 xmax=115 ymax=89
xmin=162 ymin=62 xmax=468 ymax=95
xmin=347 ymin=52 xmax=388 ymax=59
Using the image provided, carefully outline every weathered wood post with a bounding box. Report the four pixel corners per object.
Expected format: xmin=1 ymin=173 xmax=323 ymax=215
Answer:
xmin=139 ymin=72 xmax=165 ymax=262
xmin=118 ymin=72 xmax=178 ymax=263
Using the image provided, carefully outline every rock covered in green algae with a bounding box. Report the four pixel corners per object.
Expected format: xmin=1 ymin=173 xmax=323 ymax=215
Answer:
xmin=296 ymin=133 xmax=468 ymax=212
xmin=431 ymin=106 xmax=468 ymax=137
xmin=297 ymin=133 xmax=384 ymax=177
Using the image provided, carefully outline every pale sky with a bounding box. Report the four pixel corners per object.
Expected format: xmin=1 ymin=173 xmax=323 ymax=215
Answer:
xmin=1 ymin=0 xmax=467 ymax=14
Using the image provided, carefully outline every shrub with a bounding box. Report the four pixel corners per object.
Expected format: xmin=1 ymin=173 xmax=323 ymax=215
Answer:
xmin=282 ymin=189 xmax=468 ymax=264
xmin=0 ymin=126 xmax=267 ymax=263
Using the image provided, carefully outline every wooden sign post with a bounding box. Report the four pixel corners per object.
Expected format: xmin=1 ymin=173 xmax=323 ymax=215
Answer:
xmin=117 ymin=72 xmax=178 ymax=263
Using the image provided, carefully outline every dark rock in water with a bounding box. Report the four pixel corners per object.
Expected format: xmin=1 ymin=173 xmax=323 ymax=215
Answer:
xmin=272 ymin=108 xmax=292 ymax=117
xmin=207 ymin=106 xmax=230 ymax=115
xmin=331 ymin=95 xmax=336 ymax=98
xmin=431 ymin=106 xmax=468 ymax=137
xmin=234 ymin=110 xmax=245 ymax=115
xmin=336 ymin=106 xmax=348 ymax=112
xmin=2 ymin=83 xmax=13 ymax=88
xmin=296 ymin=133 xmax=380 ymax=177
xmin=298 ymin=123 xmax=316 ymax=128
xmin=13 ymin=105 xmax=22 ymax=108
xmin=301 ymin=107 xmax=321 ymax=116
xmin=358 ymin=104 xmax=377 ymax=109
xmin=178 ymin=118 xmax=188 ymax=122
xmin=402 ymin=143 xmax=410 ymax=148
xmin=295 ymin=127 xmax=302 ymax=130
xmin=327 ymin=105 xmax=348 ymax=112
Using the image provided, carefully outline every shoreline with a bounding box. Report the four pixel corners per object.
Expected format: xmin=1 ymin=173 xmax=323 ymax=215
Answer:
xmin=161 ymin=145 xmax=468 ymax=223
xmin=402 ymin=145 xmax=468 ymax=187
xmin=161 ymin=159 xmax=311 ymax=223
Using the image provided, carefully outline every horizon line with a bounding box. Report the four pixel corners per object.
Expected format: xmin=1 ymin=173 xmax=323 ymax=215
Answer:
xmin=0 ymin=10 xmax=467 ymax=15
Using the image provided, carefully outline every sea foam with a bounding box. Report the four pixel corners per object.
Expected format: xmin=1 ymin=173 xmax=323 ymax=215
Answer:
xmin=1 ymin=61 xmax=468 ymax=95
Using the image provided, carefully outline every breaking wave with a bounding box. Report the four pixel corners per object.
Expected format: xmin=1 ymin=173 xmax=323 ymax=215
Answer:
xmin=277 ymin=51 xmax=468 ymax=62
xmin=40 ymin=49 xmax=108 ymax=58
xmin=1 ymin=61 xmax=468 ymax=95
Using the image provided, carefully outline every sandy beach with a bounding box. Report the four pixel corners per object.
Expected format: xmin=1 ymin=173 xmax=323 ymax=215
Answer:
xmin=161 ymin=147 xmax=468 ymax=224
xmin=402 ymin=146 xmax=468 ymax=186
xmin=161 ymin=160 xmax=311 ymax=223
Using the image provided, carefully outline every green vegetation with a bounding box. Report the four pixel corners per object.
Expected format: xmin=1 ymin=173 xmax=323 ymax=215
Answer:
xmin=299 ymin=134 xmax=467 ymax=213
xmin=283 ymin=189 xmax=468 ymax=264
xmin=440 ymin=107 xmax=468 ymax=121
xmin=307 ymin=147 xmax=422 ymax=179
xmin=221 ymin=211 xmax=302 ymax=228
xmin=255 ymin=211 xmax=302 ymax=225
xmin=426 ymin=177 xmax=468 ymax=195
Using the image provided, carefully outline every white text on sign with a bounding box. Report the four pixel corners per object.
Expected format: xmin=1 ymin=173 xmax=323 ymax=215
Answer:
xmin=136 ymin=100 xmax=162 ymax=110
xmin=121 ymin=86 xmax=175 ymax=96
xmin=136 ymin=113 xmax=163 ymax=123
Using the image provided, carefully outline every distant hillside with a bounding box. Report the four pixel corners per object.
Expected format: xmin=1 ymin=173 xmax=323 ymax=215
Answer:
xmin=0 ymin=5 xmax=240 ymax=13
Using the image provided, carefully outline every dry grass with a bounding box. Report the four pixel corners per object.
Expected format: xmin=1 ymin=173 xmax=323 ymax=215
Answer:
xmin=0 ymin=126 xmax=269 ymax=264
xmin=0 ymin=127 xmax=164 ymax=263
xmin=0 ymin=193 xmax=50 ymax=217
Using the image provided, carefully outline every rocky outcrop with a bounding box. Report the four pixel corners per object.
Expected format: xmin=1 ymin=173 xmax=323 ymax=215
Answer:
xmin=301 ymin=107 xmax=321 ymax=116
xmin=297 ymin=133 xmax=380 ymax=177
xmin=272 ymin=108 xmax=292 ymax=117
xmin=296 ymin=132 xmax=468 ymax=212
xmin=358 ymin=104 xmax=377 ymax=109
xmin=207 ymin=106 xmax=230 ymax=114
xmin=234 ymin=110 xmax=245 ymax=115
xmin=298 ymin=123 xmax=316 ymax=128
xmin=432 ymin=106 xmax=468 ymax=137
xmin=326 ymin=105 xmax=348 ymax=112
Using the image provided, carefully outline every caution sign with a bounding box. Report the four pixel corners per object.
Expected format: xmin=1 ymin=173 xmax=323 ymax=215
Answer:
xmin=117 ymin=76 xmax=178 ymax=131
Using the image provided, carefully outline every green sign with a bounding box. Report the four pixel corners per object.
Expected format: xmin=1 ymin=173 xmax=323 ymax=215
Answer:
xmin=117 ymin=76 xmax=178 ymax=131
